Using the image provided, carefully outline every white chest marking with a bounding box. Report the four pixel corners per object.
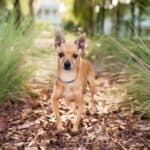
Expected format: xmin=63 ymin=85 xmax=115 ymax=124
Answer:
xmin=63 ymin=86 xmax=73 ymax=98
xmin=60 ymin=70 xmax=76 ymax=83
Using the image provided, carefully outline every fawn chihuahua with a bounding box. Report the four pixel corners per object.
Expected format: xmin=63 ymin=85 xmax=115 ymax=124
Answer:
xmin=51 ymin=32 xmax=96 ymax=132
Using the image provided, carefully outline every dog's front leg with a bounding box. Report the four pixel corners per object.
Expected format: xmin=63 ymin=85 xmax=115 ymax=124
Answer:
xmin=52 ymin=96 xmax=64 ymax=131
xmin=72 ymin=96 xmax=84 ymax=132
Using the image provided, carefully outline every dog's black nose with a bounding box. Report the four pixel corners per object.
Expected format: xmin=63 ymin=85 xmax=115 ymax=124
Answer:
xmin=64 ymin=60 xmax=71 ymax=70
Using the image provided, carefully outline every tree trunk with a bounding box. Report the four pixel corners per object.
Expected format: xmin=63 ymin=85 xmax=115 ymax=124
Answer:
xmin=29 ymin=0 xmax=34 ymax=16
xmin=130 ymin=1 xmax=135 ymax=38
xmin=0 ymin=0 xmax=5 ymax=9
xmin=89 ymin=0 xmax=93 ymax=36
xmin=14 ymin=0 xmax=21 ymax=26
xmin=138 ymin=3 xmax=142 ymax=36
xmin=101 ymin=0 xmax=105 ymax=34
xmin=96 ymin=4 xmax=101 ymax=33
xmin=115 ymin=3 xmax=120 ymax=37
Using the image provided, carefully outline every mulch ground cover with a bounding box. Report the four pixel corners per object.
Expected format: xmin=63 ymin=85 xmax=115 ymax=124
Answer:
xmin=0 ymin=74 xmax=149 ymax=150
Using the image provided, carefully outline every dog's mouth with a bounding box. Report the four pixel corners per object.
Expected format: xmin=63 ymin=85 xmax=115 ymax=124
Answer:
xmin=64 ymin=66 xmax=71 ymax=70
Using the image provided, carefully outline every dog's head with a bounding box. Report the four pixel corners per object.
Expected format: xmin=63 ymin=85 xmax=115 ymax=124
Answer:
xmin=54 ymin=32 xmax=86 ymax=71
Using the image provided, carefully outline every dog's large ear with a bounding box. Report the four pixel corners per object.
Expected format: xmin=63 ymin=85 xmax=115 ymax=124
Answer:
xmin=74 ymin=33 xmax=86 ymax=52
xmin=54 ymin=31 xmax=65 ymax=49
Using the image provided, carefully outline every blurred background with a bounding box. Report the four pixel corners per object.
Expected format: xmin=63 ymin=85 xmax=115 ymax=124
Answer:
xmin=0 ymin=0 xmax=150 ymax=114
xmin=0 ymin=0 xmax=150 ymax=37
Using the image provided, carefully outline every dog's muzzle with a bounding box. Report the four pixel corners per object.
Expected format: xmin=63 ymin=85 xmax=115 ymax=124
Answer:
xmin=63 ymin=60 xmax=71 ymax=70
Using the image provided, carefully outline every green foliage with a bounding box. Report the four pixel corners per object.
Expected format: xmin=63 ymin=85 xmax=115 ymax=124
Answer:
xmin=64 ymin=20 xmax=79 ymax=32
xmin=0 ymin=16 xmax=33 ymax=102
xmin=86 ymin=36 xmax=150 ymax=114
xmin=73 ymin=0 xmax=150 ymax=37
xmin=73 ymin=0 xmax=97 ymax=34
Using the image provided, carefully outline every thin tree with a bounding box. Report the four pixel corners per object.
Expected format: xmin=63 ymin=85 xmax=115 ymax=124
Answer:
xmin=29 ymin=0 xmax=34 ymax=16
xmin=14 ymin=0 xmax=21 ymax=26
xmin=115 ymin=2 xmax=121 ymax=37
xmin=137 ymin=2 xmax=142 ymax=36
xmin=130 ymin=0 xmax=135 ymax=38
xmin=0 ymin=0 xmax=5 ymax=9
xmin=89 ymin=0 xmax=93 ymax=35
xmin=100 ymin=0 xmax=105 ymax=34
xmin=135 ymin=0 xmax=149 ymax=36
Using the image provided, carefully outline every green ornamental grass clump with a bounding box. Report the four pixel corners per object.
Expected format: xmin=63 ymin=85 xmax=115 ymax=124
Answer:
xmin=86 ymin=35 xmax=150 ymax=114
xmin=0 ymin=16 xmax=33 ymax=102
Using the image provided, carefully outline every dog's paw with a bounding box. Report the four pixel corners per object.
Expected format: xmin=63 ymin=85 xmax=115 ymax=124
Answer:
xmin=90 ymin=107 xmax=97 ymax=115
xmin=72 ymin=126 xmax=79 ymax=133
xmin=57 ymin=125 xmax=65 ymax=131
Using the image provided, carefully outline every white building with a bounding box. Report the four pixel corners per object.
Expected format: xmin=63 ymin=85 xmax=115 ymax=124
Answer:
xmin=33 ymin=0 xmax=62 ymax=27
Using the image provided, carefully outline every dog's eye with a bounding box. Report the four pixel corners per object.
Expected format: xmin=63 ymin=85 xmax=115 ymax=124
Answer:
xmin=58 ymin=52 xmax=64 ymax=58
xmin=72 ymin=53 xmax=78 ymax=59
